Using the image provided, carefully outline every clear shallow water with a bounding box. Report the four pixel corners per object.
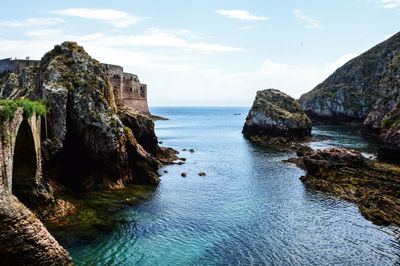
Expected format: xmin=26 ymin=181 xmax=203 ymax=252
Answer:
xmin=49 ymin=107 xmax=400 ymax=265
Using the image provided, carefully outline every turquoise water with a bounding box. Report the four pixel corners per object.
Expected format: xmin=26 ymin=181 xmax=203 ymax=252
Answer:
xmin=51 ymin=107 xmax=400 ymax=265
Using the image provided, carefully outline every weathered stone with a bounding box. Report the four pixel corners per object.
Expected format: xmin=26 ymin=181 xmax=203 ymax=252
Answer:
xmin=298 ymin=148 xmax=400 ymax=226
xmin=0 ymin=191 xmax=73 ymax=265
xmin=299 ymin=32 xmax=400 ymax=162
xmin=0 ymin=42 xmax=179 ymax=263
xmin=243 ymin=89 xmax=311 ymax=144
xmin=0 ymin=42 xmax=177 ymax=189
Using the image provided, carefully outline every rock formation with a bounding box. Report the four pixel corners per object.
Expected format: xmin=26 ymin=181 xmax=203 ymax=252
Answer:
xmin=0 ymin=191 xmax=73 ymax=265
xmin=297 ymin=147 xmax=400 ymax=226
xmin=242 ymin=89 xmax=312 ymax=144
xmin=0 ymin=41 xmax=177 ymax=190
xmin=299 ymin=32 xmax=400 ymax=163
xmin=0 ymin=42 xmax=178 ymax=263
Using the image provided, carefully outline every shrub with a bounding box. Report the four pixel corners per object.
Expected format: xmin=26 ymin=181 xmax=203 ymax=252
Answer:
xmin=0 ymin=98 xmax=50 ymax=120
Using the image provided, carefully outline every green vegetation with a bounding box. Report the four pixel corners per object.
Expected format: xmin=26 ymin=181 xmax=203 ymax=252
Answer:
xmin=0 ymin=98 xmax=49 ymax=121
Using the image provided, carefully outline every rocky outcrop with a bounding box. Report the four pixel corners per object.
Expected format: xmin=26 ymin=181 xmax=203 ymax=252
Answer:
xmin=299 ymin=32 xmax=400 ymax=162
xmin=0 ymin=191 xmax=73 ymax=265
xmin=0 ymin=42 xmax=177 ymax=190
xmin=298 ymin=148 xmax=400 ymax=226
xmin=242 ymin=89 xmax=311 ymax=144
xmin=0 ymin=42 xmax=178 ymax=263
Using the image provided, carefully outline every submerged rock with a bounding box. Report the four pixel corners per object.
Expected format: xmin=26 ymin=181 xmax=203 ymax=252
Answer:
xmin=298 ymin=147 xmax=400 ymax=226
xmin=299 ymin=32 xmax=400 ymax=162
xmin=242 ymin=89 xmax=311 ymax=144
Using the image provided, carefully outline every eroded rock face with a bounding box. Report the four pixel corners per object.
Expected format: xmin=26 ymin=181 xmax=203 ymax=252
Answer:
xmin=0 ymin=191 xmax=73 ymax=265
xmin=243 ymin=89 xmax=311 ymax=144
xmin=299 ymin=148 xmax=400 ymax=226
xmin=299 ymin=32 xmax=400 ymax=162
xmin=0 ymin=42 xmax=177 ymax=189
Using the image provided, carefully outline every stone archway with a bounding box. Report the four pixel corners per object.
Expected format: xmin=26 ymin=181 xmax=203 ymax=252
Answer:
xmin=12 ymin=119 xmax=37 ymax=198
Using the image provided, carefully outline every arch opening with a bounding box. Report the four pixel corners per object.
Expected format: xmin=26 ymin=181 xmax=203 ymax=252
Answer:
xmin=12 ymin=119 xmax=37 ymax=200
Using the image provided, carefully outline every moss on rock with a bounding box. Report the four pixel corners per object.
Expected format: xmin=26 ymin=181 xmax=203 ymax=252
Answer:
xmin=242 ymin=89 xmax=312 ymax=145
xmin=297 ymin=148 xmax=400 ymax=226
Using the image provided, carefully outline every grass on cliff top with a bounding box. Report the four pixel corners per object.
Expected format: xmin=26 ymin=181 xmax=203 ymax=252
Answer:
xmin=0 ymin=98 xmax=49 ymax=121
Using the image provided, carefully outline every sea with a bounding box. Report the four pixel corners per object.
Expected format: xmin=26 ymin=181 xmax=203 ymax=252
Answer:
xmin=47 ymin=107 xmax=400 ymax=265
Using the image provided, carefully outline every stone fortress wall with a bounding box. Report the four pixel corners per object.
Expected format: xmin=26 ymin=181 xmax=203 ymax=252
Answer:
xmin=103 ymin=63 xmax=149 ymax=114
xmin=0 ymin=58 xmax=149 ymax=114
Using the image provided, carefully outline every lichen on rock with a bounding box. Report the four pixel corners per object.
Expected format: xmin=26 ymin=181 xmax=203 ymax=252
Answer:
xmin=242 ymin=89 xmax=312 ymax=145
xmin=0 ymin=41 xmax=177 ymax=190
xmin=297 ymin=147 xmax=400 ymax=226
xmin=298 ymin=31 xmax=400 ymax=163
xmin=0 ymin=41 xmax=180 ymax=263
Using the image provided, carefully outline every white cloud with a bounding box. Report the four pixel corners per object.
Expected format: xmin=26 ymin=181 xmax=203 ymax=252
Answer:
xmin=0 ymin=17 xmax=64 ymax=27
xmin=377 ymin=0 xmax=400 ymax=8
xmin=384 ymin=32 xmax=396 ymax=39
xmin=239 ymin=26 xmax=255 ymax=30
xmin=51 ymin=8 xmax=147 ymax=28
xmin=26 ymin=29 xmax=64 ymax=38
xmin=0 ymin=33 xmax=359 ymax=106
xmin=216 ymin=10 xmax=269 ymax=21
xmin=73 ymin=30 xmax=241 ymax=52
xmin=324 ymin=53 xmax=359 ymax=71
xmin=145 ymin=28 xmax=209 ymax=40
xmin=293 ymin=10 xmax=323 ymax=29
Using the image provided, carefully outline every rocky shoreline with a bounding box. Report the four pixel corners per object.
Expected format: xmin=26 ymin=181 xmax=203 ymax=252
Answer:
xmin=285 ymin=147 xmax=400 ymax=226
xmin=299 ymin=31 xmax=400 ymax=164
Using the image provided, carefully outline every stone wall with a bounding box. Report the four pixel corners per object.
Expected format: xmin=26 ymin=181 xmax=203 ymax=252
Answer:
xmin=0 ymin=108 xmax=72 ymax=265
xmin=101 ymin=63 xmax=149 ymax=114
xmin=0 ymin=58 xmax=40 ymax=78
xmin=0 ymin=108 xmax=42 ymax=193
xmin=102 ymin=63 xmax=123 ymax=96
xmin=120 ymin=73 xmax=149 ymax=114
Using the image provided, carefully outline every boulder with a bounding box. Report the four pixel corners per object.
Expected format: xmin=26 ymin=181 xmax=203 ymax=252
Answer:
xmin=242 ymin=89 xmax=311 ymax=144
xmin=0 ymin=192 xmax=73 ymax=265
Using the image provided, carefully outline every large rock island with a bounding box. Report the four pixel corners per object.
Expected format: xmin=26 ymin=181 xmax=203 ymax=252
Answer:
xmin=299 ymin=31 xmax=400 ymax=163
xmin=243 ymin=89 xmax=311 ymax=145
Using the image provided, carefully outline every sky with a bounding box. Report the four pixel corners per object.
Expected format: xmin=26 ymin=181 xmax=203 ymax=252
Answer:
xmin=0 ymin=0 xmax=399 ymax=106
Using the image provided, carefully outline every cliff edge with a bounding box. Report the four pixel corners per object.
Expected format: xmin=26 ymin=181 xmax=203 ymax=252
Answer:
xmin=0 ymin=42 xmax=177 ymax=190
xmin=299 ymin=32 xmax=400 ymax=162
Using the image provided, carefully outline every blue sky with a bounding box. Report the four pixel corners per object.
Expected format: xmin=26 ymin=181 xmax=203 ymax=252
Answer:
xmin=0 ymin=0 xmax=399 ymax=106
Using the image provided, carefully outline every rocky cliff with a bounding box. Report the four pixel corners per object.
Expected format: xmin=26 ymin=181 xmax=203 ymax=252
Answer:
xmin=0 ymin=42 xmax=176 ymax=190
xmin=0 ymin=42 xmax=178 ymax=264
xmin=243 ymin=89 xmax=311 ymax=145
xmin=299 ymin=32 xmax=400 ymax=162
